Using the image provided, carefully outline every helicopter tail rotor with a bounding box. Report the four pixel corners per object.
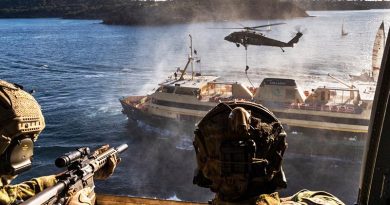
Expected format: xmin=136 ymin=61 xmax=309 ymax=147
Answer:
xmin=287 ymin=32 xmax=303 ymax=47
xmin=294 ymin=25 xmax=308 ymax=34
xmin=287 ymin=25 xmax=306 ymax=47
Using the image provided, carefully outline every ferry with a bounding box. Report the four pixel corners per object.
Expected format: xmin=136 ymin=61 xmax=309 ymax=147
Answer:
xmin=253 ymin=78 xmax=372 ymax=133
xmin=120 ymin=74 xmax=252 ymax=124
xmin=109 ymin=24 xmax=390 ymax=203
xmin=120 ymin=36 xmax=373 ymax=133
xmin=120 ymin=35 xmax=253 ymax=125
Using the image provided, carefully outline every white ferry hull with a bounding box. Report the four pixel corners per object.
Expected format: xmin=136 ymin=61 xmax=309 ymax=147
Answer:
xmin=120 ymin=96 xmax=210 ymax=128
xmin=272 ymin=108 xmax=370 ymax=133
xmin=281 ymin=118 xmax=368 ymax=133
xmin=120 ymin=97 xmax=370 ymax=134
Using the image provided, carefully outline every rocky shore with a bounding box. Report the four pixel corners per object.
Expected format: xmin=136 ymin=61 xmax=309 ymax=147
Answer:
xmin=0 ymin=0 xmax=308 ymax=25
xmin=101 ymin=0 xmax=309 ymax=25
xmin=294 ymin=0 xmax=390 ymax=11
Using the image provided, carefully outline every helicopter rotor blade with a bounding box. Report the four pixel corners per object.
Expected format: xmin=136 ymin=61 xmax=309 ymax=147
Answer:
xmin=209 ymin=22 xmax=285 ymax=30
xmin=235 ymin=22 xmax=247 ymax=28
xmin=252 ymin=28 xmax=270 ymax=32
xmin=207 ymin=27 xmax=247 ymax=29
xmin=251 ymin=22 xmax=286 ymax=29
xmin=208 ymin=23 xmax=286 ymax=31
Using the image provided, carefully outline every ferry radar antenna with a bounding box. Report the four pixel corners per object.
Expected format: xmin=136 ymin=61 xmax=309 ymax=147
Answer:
xmin=178 ymin=35 xmax=194 ymax=81
xmin=328 ymin=73 xmax=355 ymax=89
xmin=189 ymin=34 xmax=194 ymax=80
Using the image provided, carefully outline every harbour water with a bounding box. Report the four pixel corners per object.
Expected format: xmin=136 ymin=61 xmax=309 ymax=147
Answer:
xmin=1 ymin=10 xmax=390 ymax=204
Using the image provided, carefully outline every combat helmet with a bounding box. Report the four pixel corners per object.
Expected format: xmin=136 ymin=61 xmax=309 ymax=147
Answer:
xmin=193 ymin=101 xmax=287 ymax=204
xmin=0 ymin=80 xmax=45 ymax=175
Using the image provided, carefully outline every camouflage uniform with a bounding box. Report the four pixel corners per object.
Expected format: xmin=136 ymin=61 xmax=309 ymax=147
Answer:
xmin=193 ymin=102 xmax=346 ymax=205
xmin=282 ymin=189 xmax=345 ymax=205
xmin=0 ymin=175 xmax=57 ymax=205
xmin=0 ymin=80 xmax=119 ymax=205
xmin=211 ymin=190 xmax=345 ymax=205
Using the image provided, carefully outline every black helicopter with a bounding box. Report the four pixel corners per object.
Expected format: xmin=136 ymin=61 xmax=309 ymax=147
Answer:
xmin=221 ymin=23 xmax=303 ymax=51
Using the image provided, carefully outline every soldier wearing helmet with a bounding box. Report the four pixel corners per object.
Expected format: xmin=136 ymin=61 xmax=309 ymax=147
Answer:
xmin=0 ymin=80 xmax=118 ymax=205
xmin=193 ymin=101 xmax=345 ymax=205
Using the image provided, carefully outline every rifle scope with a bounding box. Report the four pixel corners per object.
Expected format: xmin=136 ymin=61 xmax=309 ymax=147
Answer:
xmin=55 ymin=147 xmax=90 ymax=168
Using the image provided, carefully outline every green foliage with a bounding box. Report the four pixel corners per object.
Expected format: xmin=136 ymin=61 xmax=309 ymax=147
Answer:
xmin=0 ymin=0 xmax=308 ymax=24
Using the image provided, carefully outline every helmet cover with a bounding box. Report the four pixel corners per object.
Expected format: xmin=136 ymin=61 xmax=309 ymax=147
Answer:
xmin=193 ymin=101 xmax=287 ymax=201
xmin=0 ymin=80 xmax=45 ymax=175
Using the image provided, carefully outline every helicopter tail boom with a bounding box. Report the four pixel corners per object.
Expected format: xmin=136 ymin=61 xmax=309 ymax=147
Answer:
xmin=287 ymin=32 xmax=303 ymax=47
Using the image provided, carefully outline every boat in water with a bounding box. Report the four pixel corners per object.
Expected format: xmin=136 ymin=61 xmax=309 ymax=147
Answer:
xmin=341 ymin=19 xmax=348 ymax=36
xmin=120 ymin=36 xmax=253 ymax=127
xmin=120 ymin=36 xmax=373 ymax=134
xmin=100 ymin=22 xmax=390 ymax=204
xmin=252 ymin=78 xmax=371 ymax=133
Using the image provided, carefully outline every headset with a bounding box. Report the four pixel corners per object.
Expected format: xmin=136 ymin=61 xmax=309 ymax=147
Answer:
xmin=0 ymin=80 xmax=45 ymax=176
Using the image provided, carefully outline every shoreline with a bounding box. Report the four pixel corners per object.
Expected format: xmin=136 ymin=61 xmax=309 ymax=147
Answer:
xmin=0 ymin=0 xmax=308 ymax=26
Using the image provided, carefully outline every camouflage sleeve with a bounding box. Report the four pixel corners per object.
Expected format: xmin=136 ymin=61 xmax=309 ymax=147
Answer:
xmin=281 ymin=189 xmax=345 ymax=205
xmin=256 ymin=192 xmax=281 ymax=205
xmin=255 ymin=190 xmax=346 ymax=205
xmin=0 ymin=175 xmax=57 ymax=205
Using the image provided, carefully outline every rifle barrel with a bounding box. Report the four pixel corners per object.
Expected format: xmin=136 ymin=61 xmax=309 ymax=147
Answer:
xmin=20 ymin=144 xmax=128 ymax=205
xmin=21 ymin=182 xmax=66 ymax=205
xmin=116 ymin=144 xmax=128 ymax=153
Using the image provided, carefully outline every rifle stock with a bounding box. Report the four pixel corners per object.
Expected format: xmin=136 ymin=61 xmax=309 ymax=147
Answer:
xmin=21 ymin=144 xmax=128 ymax=205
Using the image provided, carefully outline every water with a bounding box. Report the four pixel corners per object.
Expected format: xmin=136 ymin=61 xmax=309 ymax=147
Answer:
xmin=1 ymin=10 xmax=390 ymax=204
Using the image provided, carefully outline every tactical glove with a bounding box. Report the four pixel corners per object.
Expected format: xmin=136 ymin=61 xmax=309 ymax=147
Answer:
xmin=93 ymin=145 xmax=121 ymax=180
xmin=66 ymin=187 xmax=95 ymax=205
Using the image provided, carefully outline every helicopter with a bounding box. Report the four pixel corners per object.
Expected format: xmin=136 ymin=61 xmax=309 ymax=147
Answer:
xmin=221 ymin=23 xmax=303 ymax=52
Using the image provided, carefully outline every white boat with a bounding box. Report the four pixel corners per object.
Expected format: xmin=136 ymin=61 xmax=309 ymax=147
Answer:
xmin=252 ymin=78 xmax=371 ymax=133
xmin=121 ymin=75 xmax=372 ymax=134
xmin=120 ymin=36 xmax=253 ymax=126
xmin=120 ymin=36 xmax=373 ymax=134
xmin=341 ymin=19 xmax=348 ymax=36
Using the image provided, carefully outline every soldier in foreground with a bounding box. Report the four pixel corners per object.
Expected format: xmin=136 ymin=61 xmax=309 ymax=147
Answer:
xmin=193 ymin=101 xmax=345 ymax=205
xmin=0 ymin=80 xmax=120 ymax=205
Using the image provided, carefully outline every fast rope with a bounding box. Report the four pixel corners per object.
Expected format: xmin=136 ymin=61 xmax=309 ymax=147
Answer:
xmin=245 ymin=47 xmax=255 ymax=88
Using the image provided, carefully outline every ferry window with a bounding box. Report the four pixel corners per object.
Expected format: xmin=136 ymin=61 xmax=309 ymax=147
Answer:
xmin=164 ymin=86 xmax=175 ymax=93
xmin=179 ymin=114 xmax=199 ymax=122
xmin=175 ymin=88 xmax=197 ymax=96
xmin=285 ymin=89 xmax=295 ymax=99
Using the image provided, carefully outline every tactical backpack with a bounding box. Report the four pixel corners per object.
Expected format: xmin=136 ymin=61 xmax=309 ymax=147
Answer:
xmin=193 ymin=101 xmax=287 ymax=202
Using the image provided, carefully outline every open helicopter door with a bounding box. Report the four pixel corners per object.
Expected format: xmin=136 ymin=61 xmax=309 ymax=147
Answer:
xmin=358 ymin=28 xmax=390 ymax=205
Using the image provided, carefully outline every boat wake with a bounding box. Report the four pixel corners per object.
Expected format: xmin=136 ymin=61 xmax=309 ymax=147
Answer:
xmin=134 ymin=120 xmax=193 ymax=150
xmin=135 ymin=120 xmax=178 ymax=139
xmin=175 ymin=138 xmax=193 ymax=151
xmin=166 ymin=193 xmax=182 ymax=201
xmin=285 ymin=152 xmax=361 ymax=164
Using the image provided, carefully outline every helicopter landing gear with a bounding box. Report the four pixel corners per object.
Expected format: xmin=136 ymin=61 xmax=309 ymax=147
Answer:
xmin=280 ymin=47 xmax=285 ymax=52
